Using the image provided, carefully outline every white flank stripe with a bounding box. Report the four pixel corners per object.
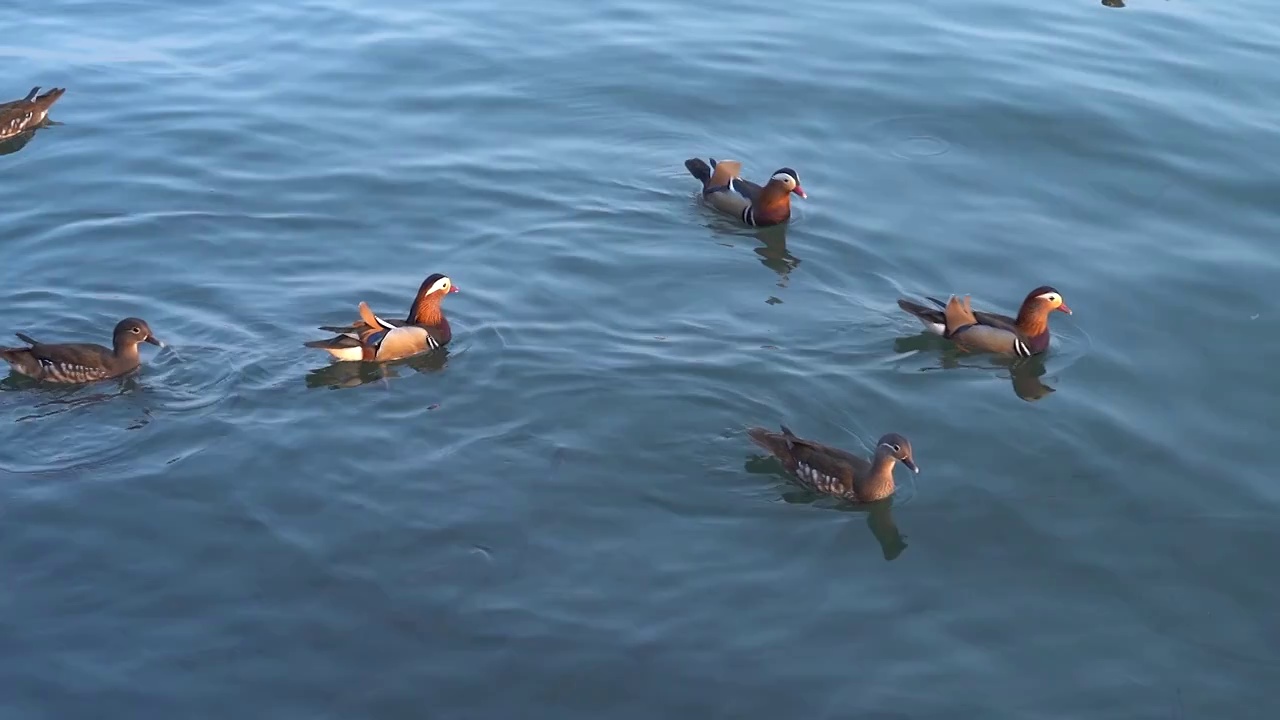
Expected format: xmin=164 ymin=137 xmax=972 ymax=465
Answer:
xmin=328 ymin=346 xmax=364 ymax=362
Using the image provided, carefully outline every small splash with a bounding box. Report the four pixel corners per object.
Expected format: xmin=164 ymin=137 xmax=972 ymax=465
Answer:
xmin=865 ymin=115 xmax=956 ymax=161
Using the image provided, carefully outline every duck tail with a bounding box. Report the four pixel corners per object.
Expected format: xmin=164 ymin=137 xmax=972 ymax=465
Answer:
xmin=684 ymin=158 xmax=713 ymax=185
xmin=33 ymin=88 xmax=65 ymax=111
xmin=897 ymin=298 xmax=943 ymax=323
xmin=747 ymin=426 xmax=796 ymax=463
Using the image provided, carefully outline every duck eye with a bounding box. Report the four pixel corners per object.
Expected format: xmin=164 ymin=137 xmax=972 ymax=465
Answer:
xmin=131 ymin=327 xmax=141 ymax=334
xmin=891 ymin=443 xmax=901 ymax=453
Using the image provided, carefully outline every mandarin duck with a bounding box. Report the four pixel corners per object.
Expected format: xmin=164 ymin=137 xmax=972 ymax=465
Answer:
xmin=684 ymin=158 xmax=806 ymax=227
xmin=306 ymin=273 xmax=457 ymax=362
xmin=748 ymin=425 xmax=919 ymax=503
xmin=897 ymin=286 xmax=1072 ymax=357
xmin=1 ymin=317 xmax=163 ymax=384
xmin=1 ymin=87 xmax=65 ymax=142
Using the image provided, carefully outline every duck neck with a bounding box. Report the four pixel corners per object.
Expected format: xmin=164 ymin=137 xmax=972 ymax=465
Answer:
xmin=114 ymin=340 xmax=141 ymax=362
xmin=409 ymin=295 xmax=445 ymax=326
xmin=1015 ymin=302 xmax=1051 ymax=340
xmin=860 ymin=450 xmax=898 ymax=502
xmin=752 ymin=185 xmax=793 ymax=224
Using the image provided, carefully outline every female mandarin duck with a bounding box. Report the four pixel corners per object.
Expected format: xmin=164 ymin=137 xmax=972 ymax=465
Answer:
xmin=1 ymin=317 xmax=163 ymax=384
xmin=306 ymin=273 xmax=458 ymax=362
xmin=1 ymin=87 xmax=65 ymax=142
xmin=897 ymin=285 xmax=1072 ymax=357
xmin=748 ymin=425 xmax=919 ymax=503
xmin=684 ymin=158 xmax=806 ymax=227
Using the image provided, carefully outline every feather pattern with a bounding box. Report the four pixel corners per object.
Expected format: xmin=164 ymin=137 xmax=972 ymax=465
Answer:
xmin=897 ymin=286 xmax=1071 ymax=357
xmin=684 ymin=157 xmax=805 ymax=227
xmin=306 ymin=273 xmax=457 ymax=362
xmin=1 ymin=318 xmax=162 ymax=384
xmin=747 ymin=425 xmax=918 ymax=503
xmin=0 ymin=87 xmax=65 ymax=141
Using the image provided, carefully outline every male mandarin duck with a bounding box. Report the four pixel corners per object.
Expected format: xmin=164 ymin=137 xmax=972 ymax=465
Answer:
xmin=684 ymin=157 xmax=806 ymax=227
xmin=1 ymin=87 xmax=65 ymax=142
xmin=306 ymin=273 xmax=458 ymax=362
xmin=748 ymin=425 xmax=919 ymax=503
xmin=897 ymin=286 xmax=1072 ymax=357
xmin=1 ymin=317 xmax=163 ymax=384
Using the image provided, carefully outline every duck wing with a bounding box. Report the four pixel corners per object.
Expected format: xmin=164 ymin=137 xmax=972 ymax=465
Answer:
xmin=925 ymin=296 xmax=1018 ymax=333
xmin=748 ymin=425 xmax=867 ymax=496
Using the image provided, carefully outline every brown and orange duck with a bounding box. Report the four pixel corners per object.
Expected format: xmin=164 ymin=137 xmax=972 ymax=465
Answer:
xmin=1 ymin=87 xmax=65 ymax=142
xmin=748 ymin=425 xmax=919 ymax=503
xmin=897 ymin=285 xmax=1072 ymax=357
xmin=306 ymin=273 xmax=458 ymax=362
xmin=684 ymin=158 xmax=806 ymax=227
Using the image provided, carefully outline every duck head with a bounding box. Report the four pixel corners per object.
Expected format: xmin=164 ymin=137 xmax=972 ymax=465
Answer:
xmin=113 ymin=317 xmax=163 ymax=351
xmin=1023 ymin=286 xmax=1071 ymax=316
xmin=768 ymin=167 xmax=807 ymax=199
xmin=876 ymin=433 xmax=919 ymax=473
xmin=409 ymin=273 xmax=459 ymax=324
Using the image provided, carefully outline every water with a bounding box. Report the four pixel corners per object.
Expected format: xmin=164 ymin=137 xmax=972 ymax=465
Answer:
xmin=2 ymin=0 xmax=1278 ymax=716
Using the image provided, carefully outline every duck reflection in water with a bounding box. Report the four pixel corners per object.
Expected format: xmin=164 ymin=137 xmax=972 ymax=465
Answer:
xmin=703 ymin=219 xmax=801 ymax=290
xmin=2 ymin=373 xmax=149 ymax=424
xmin=744 ymin=425 xmax=918 ymax=561
xmin=304 ymin=347 xmax=450 ymax=390
xmin=0 ymin=87 xmax=65 ymax=157
xmin=750 ymin=224 xmax=800 ymax=285
xmin=894 ymin=286 xmax=1072 ymax=401
xmin=892 ymin=334 xmax=1057 ymax=401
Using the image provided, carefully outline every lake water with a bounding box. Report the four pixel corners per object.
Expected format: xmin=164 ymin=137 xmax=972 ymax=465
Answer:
xmin=2 ymin=1 xmax=1278 ymax=717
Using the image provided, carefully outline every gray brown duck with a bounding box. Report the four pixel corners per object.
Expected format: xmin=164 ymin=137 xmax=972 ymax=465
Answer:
xmin=748 ymin=425 xmax=919 ymax=503
xmin=1 ymin=317 xmax=163 ymax=384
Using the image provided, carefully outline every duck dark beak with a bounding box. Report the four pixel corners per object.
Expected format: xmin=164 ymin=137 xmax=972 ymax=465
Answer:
xmin=145 ymin=335 xmax=164 ymax=347
xmin=1056 ymin=302 xmax=1072 ymax=315
xmin=792 ymin=185 xmax=807 ymax=199
xmin=902 ymin=457 xmax=919 ymax=474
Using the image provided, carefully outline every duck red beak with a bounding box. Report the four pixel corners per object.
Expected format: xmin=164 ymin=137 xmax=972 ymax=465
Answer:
xmin=1056 ymin=302 xmax=1072 ymax=315
xmin=792 ymin=185 xmax=807 ymax=199
xmin=450 ymin=285 xmax=460 ymax=293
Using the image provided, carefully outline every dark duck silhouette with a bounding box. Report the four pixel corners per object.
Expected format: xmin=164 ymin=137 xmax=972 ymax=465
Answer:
xmin=1 ymin=87 xmax=65 ymax=142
